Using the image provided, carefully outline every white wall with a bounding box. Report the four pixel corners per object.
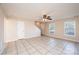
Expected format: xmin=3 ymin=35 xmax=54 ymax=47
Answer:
xmin=4 ymin=18 xmax=18 ymax=42
xmin=0 ymin=9 xmax=4 ymax=54
xmin=4 ymin=18 xmax=41 ymax=43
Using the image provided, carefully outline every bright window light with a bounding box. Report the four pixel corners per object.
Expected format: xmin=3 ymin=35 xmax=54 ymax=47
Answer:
xmin=48 ymin=23 xmax=55 ymax=34
xmin=64 ymin=20 xmax=76 ymax=37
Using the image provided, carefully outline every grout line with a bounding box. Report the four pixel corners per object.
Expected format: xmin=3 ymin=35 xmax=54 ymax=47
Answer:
xmin=25 ymin=39 xmax=42 ymax=54
xmin=38 ymin=37 xmax=66 ymax=54
xmin=20 ymin=39 xmax=31 ymax=55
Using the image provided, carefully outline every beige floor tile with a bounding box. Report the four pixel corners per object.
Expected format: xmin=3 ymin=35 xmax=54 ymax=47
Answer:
xmin=3 ymin=36 xmax=79 ymax=55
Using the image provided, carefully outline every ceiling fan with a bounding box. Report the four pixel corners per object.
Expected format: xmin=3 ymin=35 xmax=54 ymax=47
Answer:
xmin=43 ymin=14 xmax=52 ymax=20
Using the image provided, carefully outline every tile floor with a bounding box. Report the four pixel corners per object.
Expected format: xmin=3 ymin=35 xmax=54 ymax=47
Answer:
xmin=2 ymin=36 xmax=79 ymax=55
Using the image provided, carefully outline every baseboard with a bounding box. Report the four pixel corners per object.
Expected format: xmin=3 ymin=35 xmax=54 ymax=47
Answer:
xmin=5 ymin=39 xmax=18 ymax=43
xmin=43 ymin=34 xmax=79 ymax=43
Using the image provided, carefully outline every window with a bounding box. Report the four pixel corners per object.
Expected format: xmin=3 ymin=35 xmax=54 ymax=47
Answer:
xmin=48 ymin=23 xmax=55 ymax=34
xmin=64 ymin=20 xmax=76 ymax=37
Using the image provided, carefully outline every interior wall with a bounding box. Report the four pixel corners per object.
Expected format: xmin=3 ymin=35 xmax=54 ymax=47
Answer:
xmin=0 ymin=9 xmax=4 ymax=54
xmin=44 ymin=16 xmax=79 ymax=42
xmin=24 ymin=20 xmax=41 ymax=38
xmin=4 ymin=18 xmax=41 ymax=43
xmin=4 ymin=18 xmax=18 ymax=42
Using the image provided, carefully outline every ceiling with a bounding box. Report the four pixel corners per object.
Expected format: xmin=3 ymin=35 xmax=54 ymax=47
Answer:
xmin=0 ymin=3 xmax=79 ymax=20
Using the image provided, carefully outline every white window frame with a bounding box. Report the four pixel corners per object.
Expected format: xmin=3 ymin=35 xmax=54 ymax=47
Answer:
xmin=64 ymin=20 xmax=76 ymax=37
